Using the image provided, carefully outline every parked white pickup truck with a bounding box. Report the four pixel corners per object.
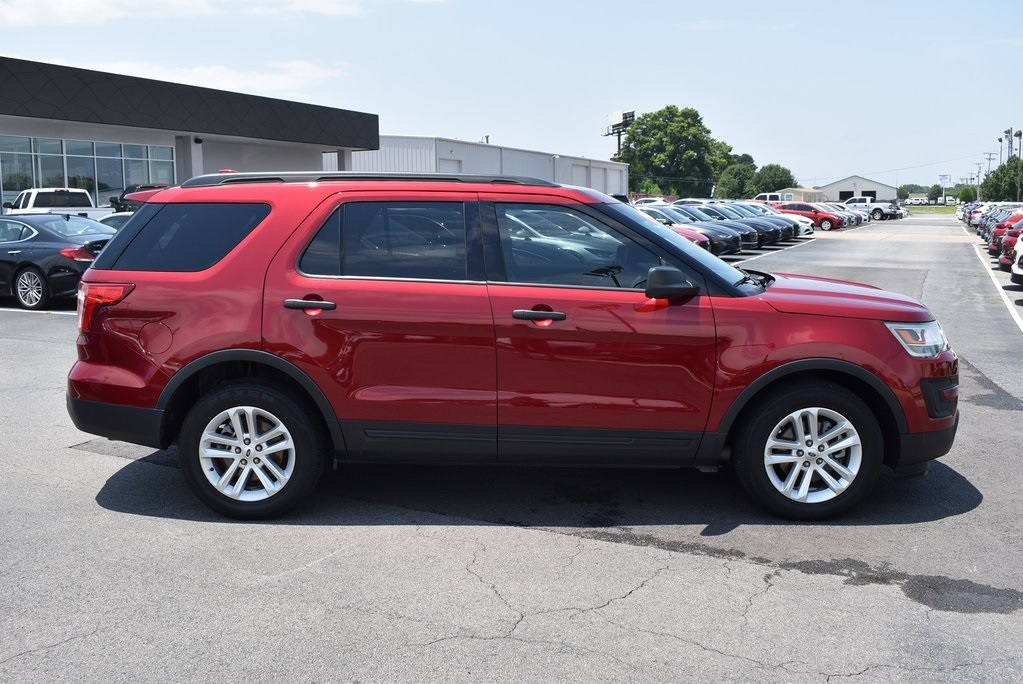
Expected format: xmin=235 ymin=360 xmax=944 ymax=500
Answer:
xmin=2 ymin=187 xmax=111 ymax=219
xmin=843 ymin=196 xmax=898 ymax=221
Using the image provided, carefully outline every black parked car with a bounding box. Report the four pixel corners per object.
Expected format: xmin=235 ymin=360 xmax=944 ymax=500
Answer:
xmin=108 ymin=184 xmax=169 ymax=213
xmin=0 ymin=214 xmax=116 ymax=310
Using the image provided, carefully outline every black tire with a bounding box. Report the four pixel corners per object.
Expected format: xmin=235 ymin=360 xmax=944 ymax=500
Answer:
xmin=14 ymin=267 xmax=50 ymax=310
xmin=178 ymin=383 xmax=327 ymax=519
xmin=871 ymin=209 xmax=883 ymax=221
xmin=732 ymin=382 xmax=882 ymax=520
xmin=819 ymin=219 xmax=833 ymax=231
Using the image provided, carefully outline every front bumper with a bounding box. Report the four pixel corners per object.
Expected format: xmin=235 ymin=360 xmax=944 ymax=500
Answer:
xmin=892 ymin=411 xmax=960 ymax=476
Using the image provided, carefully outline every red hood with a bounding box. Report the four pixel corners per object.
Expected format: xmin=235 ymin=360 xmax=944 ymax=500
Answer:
xmin=760 ymin=273 xmax=933 ymax=321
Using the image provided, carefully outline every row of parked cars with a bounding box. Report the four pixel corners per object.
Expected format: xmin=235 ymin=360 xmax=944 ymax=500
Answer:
xmin=621 ymin=196 xmax=898 ymax=257
xmin=960 ymin=201 xmax=1023 ymax=284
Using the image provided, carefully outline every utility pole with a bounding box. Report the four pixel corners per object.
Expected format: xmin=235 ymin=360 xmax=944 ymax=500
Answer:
xmin=984 ymin=152 xmax=997 ymax=175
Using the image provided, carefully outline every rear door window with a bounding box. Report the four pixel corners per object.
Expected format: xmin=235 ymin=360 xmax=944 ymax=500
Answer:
xmin=300 ymin=201 xmax=467 ymax=281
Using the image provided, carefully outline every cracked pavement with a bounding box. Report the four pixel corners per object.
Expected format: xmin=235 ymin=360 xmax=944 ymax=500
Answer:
xmin=2 ymin=217 xmax=1022 ymax=682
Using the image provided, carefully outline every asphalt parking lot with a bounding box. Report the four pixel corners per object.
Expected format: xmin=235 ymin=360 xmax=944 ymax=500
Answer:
xmin=2 ymin=214 xmax=1021 ymax=682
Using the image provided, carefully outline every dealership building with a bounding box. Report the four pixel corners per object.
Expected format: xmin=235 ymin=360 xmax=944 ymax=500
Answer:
xmin=1 ymin=57 xmax=627 ymax=209
xmin=0 ymin=56 xmax=379 ymax=207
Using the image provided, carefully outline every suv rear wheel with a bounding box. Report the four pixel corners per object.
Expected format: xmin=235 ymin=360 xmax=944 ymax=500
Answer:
xmin=733 ymin=383 xmax=882 ymax=520
xmin=178 ymin=383 xmax=326 ymax=519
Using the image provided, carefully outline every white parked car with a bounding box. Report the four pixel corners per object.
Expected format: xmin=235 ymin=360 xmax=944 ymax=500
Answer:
xmin=1012 ymin=245 xmax=1023 ymax=285
xmin=97 ymin=212 xmax=134 ymax=230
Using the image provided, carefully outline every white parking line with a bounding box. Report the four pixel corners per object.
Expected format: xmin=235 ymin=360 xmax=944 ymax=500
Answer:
xmin=971 ymin=244 xmax=1023 ymax=336
xmin=0 ymin=306 xmax=75 ymax=316
xmin=736 ymin=238 xmax=814 ymax=264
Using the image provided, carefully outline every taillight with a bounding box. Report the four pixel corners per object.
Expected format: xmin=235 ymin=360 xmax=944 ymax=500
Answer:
xmin=60 ymin=246 xmax=95 ymax=262
xmin=77 ymin=282 xmax=134 ymax=332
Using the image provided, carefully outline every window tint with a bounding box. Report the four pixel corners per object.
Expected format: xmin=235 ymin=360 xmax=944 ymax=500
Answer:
xmin=33 ymin=191 xmax=94 ymax=208
xmin=109 ymin=203 xmax=269 ymax=272
xmin=495 ymin=204 xmax=661 ymax=289
xmin=0 ymin=220 xmax=31 ymax=242
xmin=299 ymin=209 xmax=341 ymax=276
xmin=341 ymin=202 xmax=466 ymax=280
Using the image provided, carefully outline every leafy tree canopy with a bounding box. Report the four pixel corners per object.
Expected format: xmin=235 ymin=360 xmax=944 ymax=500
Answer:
xmin=980 ymin=158 xmax=1023 ymax=201
xmin=614 ymin=105 xmax=731 ymax=197
xmin=750 ymin=164 xmax=797 ymax=196
xmin=714 ymin=163 xmax=756 ymax=199
xmin=927 ymin=184 xmax=942 ymax=201
xmin=958 ymin=185 xmax=977 ymax=202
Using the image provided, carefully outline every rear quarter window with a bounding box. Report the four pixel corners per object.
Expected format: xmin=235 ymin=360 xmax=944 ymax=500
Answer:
xmin=95 ymin=203 xmax=270 ymax=272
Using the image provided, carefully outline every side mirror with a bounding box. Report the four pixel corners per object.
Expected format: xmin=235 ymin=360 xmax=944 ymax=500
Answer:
xmin=644 ymin=266 xmax=699 ymax=300
xmin=1 ymin=202 xmax=11 ymax=209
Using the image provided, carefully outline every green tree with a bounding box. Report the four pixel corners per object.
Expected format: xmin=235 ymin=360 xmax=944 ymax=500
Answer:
xmin=897 ymin=186 xmax=909 ymax=200
xmin=613 ymin=105 xmax=730 ymax=197
xmin=958 ymin=185 xmax=977 ymax=202
xmin=927 ymin=184 xmax=942 ymax=202
xmin=714 ymin=162 xmax=756 ymax=199
xmin=981 ymin=158 xmax=1023 ymax=201
xmin=750 ymin=164 xmax=797 ymax=195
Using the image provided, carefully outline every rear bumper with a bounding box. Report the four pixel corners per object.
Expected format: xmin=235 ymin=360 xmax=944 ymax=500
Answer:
xmin=67 ymin=395 xmax=166 ymax=449
xmin=893 ymin=411 xmax=959 ymax=475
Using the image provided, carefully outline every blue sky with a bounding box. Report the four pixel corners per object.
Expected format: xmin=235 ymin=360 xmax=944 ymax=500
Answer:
xmin=2 ymin=0 xmax=1020 ymax=189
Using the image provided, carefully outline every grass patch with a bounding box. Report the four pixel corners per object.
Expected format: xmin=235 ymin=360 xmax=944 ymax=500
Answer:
xmin=908 ymin=205 xmax=956 ymax=215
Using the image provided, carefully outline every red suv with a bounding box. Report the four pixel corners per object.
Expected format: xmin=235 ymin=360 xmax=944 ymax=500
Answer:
xmin=67 ymin=173 xmax=959 ymax=520
xmin=773 ymin=201 xmax=845 ymax=231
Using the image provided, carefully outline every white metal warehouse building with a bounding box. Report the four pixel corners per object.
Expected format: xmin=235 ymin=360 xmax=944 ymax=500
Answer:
xmin=818 ymin=175 xmax=898 ymax=202
xmin=346 ymin=135 xmax=629 ymax=195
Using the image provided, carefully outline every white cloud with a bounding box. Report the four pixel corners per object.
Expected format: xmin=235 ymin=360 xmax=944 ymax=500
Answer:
xmin=0 ymin=0 xmax=362 ymax=26
xmin=63 ymin=59 xmax=349 ymax=100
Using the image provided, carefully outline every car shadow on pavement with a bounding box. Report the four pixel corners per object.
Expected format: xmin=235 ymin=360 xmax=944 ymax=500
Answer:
xmin=94 ymin=450 xmax=982 ymax=534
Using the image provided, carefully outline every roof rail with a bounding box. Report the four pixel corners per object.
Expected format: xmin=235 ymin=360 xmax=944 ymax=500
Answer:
xmin=180 ymin=171 xmax=559 ymax=188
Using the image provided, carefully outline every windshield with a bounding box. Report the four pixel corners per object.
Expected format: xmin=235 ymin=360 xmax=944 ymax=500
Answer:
xmin=37 ymin=215 xmax=117 ymax=237
xmin=709 ymin=205 xmax=743 ymax=219
xmin=725 ymin=204 xmax=756 ymax=217
xmin=740 ymin=201 xmax=769 ymax=214
xmin=658 ymin=206 xmax=696 ymax=224
xmin=601 ymin=202 xmax=746 ymax=286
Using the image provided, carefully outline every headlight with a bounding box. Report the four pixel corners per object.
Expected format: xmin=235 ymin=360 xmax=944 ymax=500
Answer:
xmin=885 ymin=320 xmax=949 ymax=358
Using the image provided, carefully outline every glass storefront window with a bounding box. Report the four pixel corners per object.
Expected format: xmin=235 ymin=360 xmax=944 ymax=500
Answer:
xmin=66 ymin=140 xmax=95 ymax=156
xmin=97 ymin=158 xmax=125 ymax=207
xmin=151 ymin=160 xmax=174 ymax=184
xmin=123 ymin=144 xmax=147 ymax=159
xmin=125 ymin=159 xmax=149 ymax=186
xmin=34 ymin=138 xmax=63 ymax=155
xmin=95 ymin=142 xmax=122 ymax=158
xmin=0 ymin=136 xmax=32 ymax=154
xmin=67 ymin=156 xmax=96 ymax=193
xmin=1 ymin=152 xmax=33 ymax=205
xmin=0 ymin=137 xmax=174 ymax=205
xmin=38 ymin=156 xmax=65 ymax=187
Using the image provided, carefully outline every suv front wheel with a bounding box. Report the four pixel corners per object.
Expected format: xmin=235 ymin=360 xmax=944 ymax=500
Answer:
xmin=178 ymin=383 xmax=326 ymax=519
xmin=733 ymin=383 xmax=882 ymax=520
